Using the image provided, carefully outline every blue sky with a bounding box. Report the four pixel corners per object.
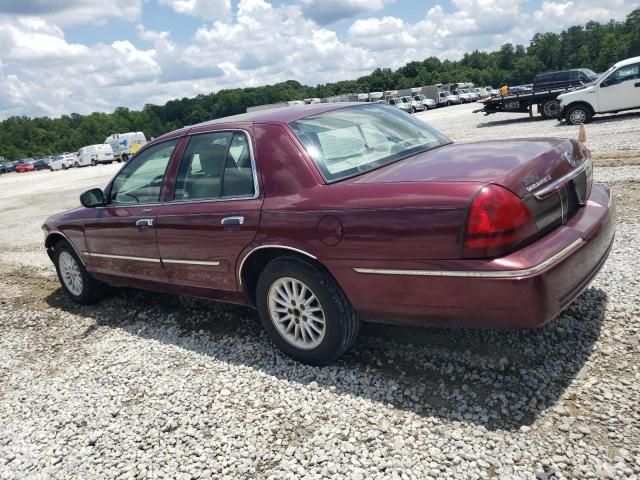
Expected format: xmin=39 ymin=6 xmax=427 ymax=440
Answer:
xmin=0 ymin=0 xmax=637 ymax=119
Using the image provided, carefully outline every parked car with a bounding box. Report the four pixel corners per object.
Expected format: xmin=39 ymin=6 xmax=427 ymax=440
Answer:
xmin=533 ymin=69 xmax=598 ymax=92
xmin=15 ymin=162 xmax=35 ymax=173
xmin=0 ymin=163 xmax=6 ymax=174
xmin=413 ymin=94 xmax=436 ymax=110
xmin=49 ymin=154 xmax=76 ymax=171
xmin=4 ymin=161 xmax=16 ymax=172
xmin=558 ymin=56 xmax=640 ymax=125
xmin=32 ymin=157 xmax=52 ymax=170
xmin=43 ymin=103 xmax=615 ymax=365
xmin=400 ymin=95 xmax=425 ymax=113
xmin=386 ymin=97 xmax=411 ymax=113
xmin=76 ymin=144 xmax=115 ymax=166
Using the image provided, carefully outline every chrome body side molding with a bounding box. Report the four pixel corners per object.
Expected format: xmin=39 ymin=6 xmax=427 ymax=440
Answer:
xmin=353 ymin=239 xmax=584 ymax=279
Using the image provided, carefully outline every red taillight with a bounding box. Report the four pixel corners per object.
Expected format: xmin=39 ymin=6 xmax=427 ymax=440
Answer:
xmin=463 ymin=185 xmax=537 ymax=258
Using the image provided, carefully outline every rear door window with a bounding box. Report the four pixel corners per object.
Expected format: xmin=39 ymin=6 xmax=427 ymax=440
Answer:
xmin=174 ymin=131 xmax=256 ymax=201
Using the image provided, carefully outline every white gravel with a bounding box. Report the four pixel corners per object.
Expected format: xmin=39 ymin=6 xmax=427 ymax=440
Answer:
xmin=1 ymin=105 xmax=639 ymax=479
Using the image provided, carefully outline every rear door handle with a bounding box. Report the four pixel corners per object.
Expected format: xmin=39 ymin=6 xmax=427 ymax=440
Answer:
xmin=136 ymin=218 xmax=154 ymax=230
xmin=221 ymin=216 xmax=245 ymax=226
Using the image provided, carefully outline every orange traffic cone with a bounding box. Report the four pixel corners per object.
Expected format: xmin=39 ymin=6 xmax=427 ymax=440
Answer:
xmin=578 ymin=123 xmax=587 ymax=143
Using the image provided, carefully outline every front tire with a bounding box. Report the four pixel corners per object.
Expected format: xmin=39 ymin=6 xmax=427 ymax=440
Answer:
xmin=54 ymin=241 xmax=107 ymax=305
xmin=256 ymin=256 xmax=360 ymax=365
xmin=91 ymin=159 xmax=97 ymax=166
xmin=565 ymin=104 xmax=592 ymax=125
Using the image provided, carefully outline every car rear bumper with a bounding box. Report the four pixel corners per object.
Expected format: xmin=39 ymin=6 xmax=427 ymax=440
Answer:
xmin=327 ymin=185 xmax=615 ymax=329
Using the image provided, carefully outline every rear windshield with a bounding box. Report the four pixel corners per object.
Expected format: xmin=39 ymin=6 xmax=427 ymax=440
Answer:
xmin=289 ymin=104 xmax=451 ymax=182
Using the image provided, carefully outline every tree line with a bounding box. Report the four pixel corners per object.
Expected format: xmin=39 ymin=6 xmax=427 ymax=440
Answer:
xmin=1 ymin=8 xmax=638 ymax=161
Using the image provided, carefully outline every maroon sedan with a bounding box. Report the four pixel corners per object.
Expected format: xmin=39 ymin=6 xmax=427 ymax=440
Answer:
xmin=43 ymin=103 xmax=615 ymax=364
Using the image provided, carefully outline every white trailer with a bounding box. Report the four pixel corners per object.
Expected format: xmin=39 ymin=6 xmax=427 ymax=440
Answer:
xmin=104 ymin=132 xmax=147 ymax=163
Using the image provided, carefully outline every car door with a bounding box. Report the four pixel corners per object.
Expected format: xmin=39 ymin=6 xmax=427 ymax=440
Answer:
xmin=83 ymin=139 xmax=180 ymax=282
xmin=597 ymin=62 xmax=640 ymax=112
xmin=156 ymin=129 xmax=262 ymax=292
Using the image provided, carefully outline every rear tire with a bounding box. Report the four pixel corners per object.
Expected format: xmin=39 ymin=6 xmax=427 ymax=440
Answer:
xmin=122 ymin=154 xmax=129 ymax=163
xmin=91 ymin=159 xmax=97 ymax=166
xmin=53 ymin=241 xmax=107 ymax=305
xmin=74 ymin=162 xmax=79 ymax=168
xmin=62 ymin=164 xmax=67 ymax=170
xmin=565 ymin=104 xmax=592 ymax=125
xmin=256 ymin=256 xmax=360 ymax=365
xmin=541 ymin=99 xmax=560 ymax=118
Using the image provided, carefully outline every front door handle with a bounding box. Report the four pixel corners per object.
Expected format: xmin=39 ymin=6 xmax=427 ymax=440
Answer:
xmin=136 ymin=218 xmax=154 ymax=230
xmin=221 ymin=216 xmax=245 ymax=226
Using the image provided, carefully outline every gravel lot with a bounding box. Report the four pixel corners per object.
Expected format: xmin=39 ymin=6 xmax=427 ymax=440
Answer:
xmin=1 ymin=104 xmax=639 ymax=479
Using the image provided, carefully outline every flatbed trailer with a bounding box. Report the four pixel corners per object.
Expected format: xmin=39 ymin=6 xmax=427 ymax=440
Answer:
xmin=473 ymin=87 xmax=573 ymax=119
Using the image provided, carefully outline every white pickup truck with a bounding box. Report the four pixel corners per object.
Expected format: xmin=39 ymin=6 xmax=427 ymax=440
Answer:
xmin=558 ymin=56 xmax=640 ymax=125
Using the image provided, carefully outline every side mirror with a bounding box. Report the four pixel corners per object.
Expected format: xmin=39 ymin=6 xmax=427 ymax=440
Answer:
xmin=80 ymin=188 xmax=105 ymax=208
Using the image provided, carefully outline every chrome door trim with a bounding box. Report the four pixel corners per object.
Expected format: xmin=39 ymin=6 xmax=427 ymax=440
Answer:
xmin=238 ymin=245 xmax=317 ymax=286
xmin=353 ymin=239 xmax=584 ymax=279
xmin=162 ymin=259 xmax=221 ymax=266
xmin=83 ymin=252 xmax=161 ymax=263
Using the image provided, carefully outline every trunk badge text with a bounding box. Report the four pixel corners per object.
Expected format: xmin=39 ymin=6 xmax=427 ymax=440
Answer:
xmin=523 ymin=173 xmax=552 ymax=192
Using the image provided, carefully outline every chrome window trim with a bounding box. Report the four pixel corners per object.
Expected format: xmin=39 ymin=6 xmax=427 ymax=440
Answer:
xmin=163 ymin=259 xmax=220 ymax=266
xmin=238 ymin=245 xmax=317 ymax=286
xmin=171 ymin=128 xmax=260 ymax=203
xmin=83 ymin=252 xmax=161 ymax=263
xmin=353 ymin=238 xmax=584 ymax=279
xmin=46 ymin=232 xmax=86 ymax=266
xmin=534 ymin=158 xmax=591 ymax=200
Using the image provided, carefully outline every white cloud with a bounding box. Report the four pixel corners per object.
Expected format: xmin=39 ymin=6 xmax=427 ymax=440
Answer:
xmin=348 ymin=16 xmax=417 ymax=50
xmin=0 ymin=0 xmax=639 ymax=119
xmin=299 ymin=0 xmax=395 ymax=25
xmin=158 ymin=0 xmax=231 ymax=21
xmin=0 ymin=0 xmax=142 ymax=26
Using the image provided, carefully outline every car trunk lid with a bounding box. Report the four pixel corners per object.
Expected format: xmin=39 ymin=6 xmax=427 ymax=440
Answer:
xmin=352 ymin=137 xmax=593 ymax=241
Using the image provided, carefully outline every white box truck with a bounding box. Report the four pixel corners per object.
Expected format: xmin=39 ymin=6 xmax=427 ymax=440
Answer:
xmin=104 ymin=132 xmax=147 ymax=163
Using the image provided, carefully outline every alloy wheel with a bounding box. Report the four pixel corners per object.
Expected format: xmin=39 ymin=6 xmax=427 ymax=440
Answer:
xmin=569 ymin=109 xmax=587 ymax=125
xmin=59 ymin=251 xmax=83 ymax=296
xmin=268 ymin=277 xmax=326 ymax=350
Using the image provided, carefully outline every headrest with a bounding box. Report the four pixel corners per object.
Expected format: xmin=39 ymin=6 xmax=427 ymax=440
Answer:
xmin=198 ymin=144 xmax=227 ymax=176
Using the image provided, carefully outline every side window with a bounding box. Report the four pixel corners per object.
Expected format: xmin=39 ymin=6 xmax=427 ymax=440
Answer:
xmin=609 ymin=64 xmax=640 ymax=83
xmin=174 ymin=131 xmax=255 ymax=201
xmin=109 ymin=140 xmax=177 ymax=205
xmin=569 ymin=71 xmax=580 ymax=81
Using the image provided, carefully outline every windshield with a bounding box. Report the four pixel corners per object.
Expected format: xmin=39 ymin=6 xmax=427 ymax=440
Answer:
xmin=595 ymin=65 xmax=616 ymax=83
xmin=289 ymin=104 xmax=451 ymax=182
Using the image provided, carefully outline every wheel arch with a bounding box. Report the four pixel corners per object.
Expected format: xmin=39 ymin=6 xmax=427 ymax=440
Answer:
xmin=45 ymin=232 xmax=85 ymax=265
xmin=239 ymin=244 xmax=331 ymax=307
xmin=565 ymin=100 xmax=595 ymax=116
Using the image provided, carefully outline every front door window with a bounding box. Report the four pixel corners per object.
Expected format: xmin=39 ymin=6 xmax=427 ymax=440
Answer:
xmin=110 ymin=140 xmax=178 ymax=205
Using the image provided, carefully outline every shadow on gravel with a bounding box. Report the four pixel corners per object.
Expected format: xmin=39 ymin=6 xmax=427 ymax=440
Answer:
xmin=45 ymin=286 xmax=607 ymax=431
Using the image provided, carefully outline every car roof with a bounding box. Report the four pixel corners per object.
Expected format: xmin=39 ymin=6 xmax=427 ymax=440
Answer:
xmin=614 ymin=56 xmax=640 ymax=68
xmin=193 ymin=102 xmax=362 ymax=127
